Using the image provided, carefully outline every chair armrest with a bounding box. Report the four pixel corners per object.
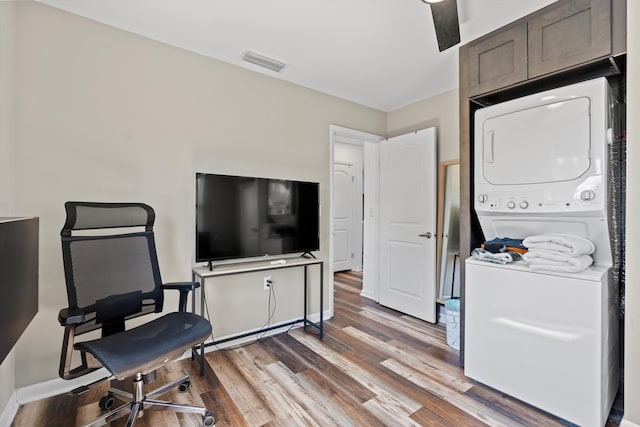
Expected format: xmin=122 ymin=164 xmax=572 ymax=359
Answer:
xmin=58 ymin=315 xmax=102 ymax=380
xmin=58 ymin=307 xmax=86 ymax=326
xmin=162 ymin=282 xmax=200 ymax=312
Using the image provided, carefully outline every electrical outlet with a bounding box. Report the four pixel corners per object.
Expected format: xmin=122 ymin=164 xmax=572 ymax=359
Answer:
xmin=263 ymin=276 xmax=272 ymax=290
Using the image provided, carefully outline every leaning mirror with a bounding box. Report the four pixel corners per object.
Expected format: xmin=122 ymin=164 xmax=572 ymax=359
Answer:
xmin=436 ymin=161 xmax=460 ymax=302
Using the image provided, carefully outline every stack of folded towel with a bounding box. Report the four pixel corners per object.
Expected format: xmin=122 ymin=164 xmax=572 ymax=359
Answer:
xmin=522 ymin=233 xmax=595 ymax=273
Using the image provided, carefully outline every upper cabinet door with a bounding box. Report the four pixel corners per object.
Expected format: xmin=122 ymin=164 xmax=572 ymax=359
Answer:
xmin=467 ymin=24 xmax=528 ymax=97
xmin=528 ymin=0 xmax=611 ymax=78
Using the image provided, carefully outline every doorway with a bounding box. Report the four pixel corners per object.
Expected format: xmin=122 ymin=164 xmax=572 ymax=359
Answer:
xmin=330 ymin=126 xmax=383 ymax=310
xmin=330 ymin=125 xmax=438 ymax=323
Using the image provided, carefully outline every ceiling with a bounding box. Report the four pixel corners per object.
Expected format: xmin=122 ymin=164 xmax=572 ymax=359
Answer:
xmin=35 ymin=0 xmax=557 ymax=112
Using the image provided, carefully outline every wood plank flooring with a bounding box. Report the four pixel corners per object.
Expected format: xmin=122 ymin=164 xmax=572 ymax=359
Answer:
xmin=12 ymin=271 xmax=624 ymax=426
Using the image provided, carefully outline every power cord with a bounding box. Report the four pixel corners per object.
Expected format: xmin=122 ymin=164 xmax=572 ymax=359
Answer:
xmin=199 ymin=278 xmax=289 ymax=352
xmin=256 ymin=280 xmax=278 ymax=341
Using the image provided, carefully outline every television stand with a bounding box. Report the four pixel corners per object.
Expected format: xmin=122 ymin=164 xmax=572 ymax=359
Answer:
xmin=191 ymin=257 xmax=324 ymax=375
xmin=300 ymin=251 xmax=316 ymax=259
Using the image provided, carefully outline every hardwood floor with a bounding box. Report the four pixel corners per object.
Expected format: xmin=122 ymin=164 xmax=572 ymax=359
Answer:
xmin=12 ymin=271 xmax=623 ymax=426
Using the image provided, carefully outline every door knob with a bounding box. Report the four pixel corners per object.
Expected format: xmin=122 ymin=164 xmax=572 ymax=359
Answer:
xmin=418 ymin=232 xmax=432 ymax=238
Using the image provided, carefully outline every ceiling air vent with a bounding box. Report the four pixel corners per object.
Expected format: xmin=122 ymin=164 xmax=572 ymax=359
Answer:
xmin=241 ymin=50 xmax=286 ymax=72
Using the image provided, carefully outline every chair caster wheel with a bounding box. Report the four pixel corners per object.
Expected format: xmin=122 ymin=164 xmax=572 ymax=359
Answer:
xmin=98 ymin=394 xmax=115 ymax=411
xmin=202 ymin=410 xmax=215 ymax=426
xmin=178 ymin=379 xmax=191 ymax=393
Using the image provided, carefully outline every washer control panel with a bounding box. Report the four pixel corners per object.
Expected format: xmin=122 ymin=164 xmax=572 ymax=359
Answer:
xmin=475 ymin=178 xmax=605 ymax=215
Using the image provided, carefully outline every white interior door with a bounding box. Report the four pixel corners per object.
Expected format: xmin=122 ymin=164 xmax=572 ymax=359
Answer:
xmin=379 ymin=128 xmax=437 ymax=323
xmin=333 ymin=162 xmax=354 ymax=272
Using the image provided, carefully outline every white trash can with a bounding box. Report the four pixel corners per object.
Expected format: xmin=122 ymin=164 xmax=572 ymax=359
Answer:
xmin=444 ymin=298 xmax=460 ymax=350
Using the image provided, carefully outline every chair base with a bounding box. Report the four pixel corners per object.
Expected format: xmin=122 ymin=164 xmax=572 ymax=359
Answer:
xmin=83 ymin=373 xmax=214 ymax=427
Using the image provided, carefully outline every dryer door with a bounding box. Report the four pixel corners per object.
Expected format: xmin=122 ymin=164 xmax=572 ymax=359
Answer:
xmin=480 ymin=97 xmax=591 ymax=185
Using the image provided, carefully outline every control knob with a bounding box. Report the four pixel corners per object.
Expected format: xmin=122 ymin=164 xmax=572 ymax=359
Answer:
xmin=519 ymin=201 xmax=529 ymax=209
xmin=580 ymin=190 xmax=596 ymax=201
xmin=507 ymin=201 xmax=516 ymax=209
xmin=478 ymin=194 xmax=488 ymax=203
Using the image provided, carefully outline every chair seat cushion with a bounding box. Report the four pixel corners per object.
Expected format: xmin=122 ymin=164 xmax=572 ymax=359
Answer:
xmin=75 ymin=312 xmax=211 ymax=379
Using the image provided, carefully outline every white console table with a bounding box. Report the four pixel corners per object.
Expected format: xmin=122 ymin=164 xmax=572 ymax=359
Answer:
xmin=191 ymin=257 xmax=324 ymax=375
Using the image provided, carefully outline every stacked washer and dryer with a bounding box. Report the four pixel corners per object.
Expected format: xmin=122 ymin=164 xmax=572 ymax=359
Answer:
xmin=464 ymin=78 xmax=620 ymax=427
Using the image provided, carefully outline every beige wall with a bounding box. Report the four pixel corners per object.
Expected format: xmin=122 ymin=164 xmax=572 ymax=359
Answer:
xmin=622 ymin=1 xmax=639 ymax=426
xmin=4 ymin=0 xmax=585 ymax=415
xmin=6 ymin=1 xmax=634 ymax=424
xmin=386 ymin=89 xmax=460 ymax=163
xmin=4 ymin=0 xmax=463 ymax=396
xmin=5 ymin=0 xmax=632 ymax=420
xmin=0 ymin=1 xmax=17 ymax=417
xmin=0 ymin=1 xmax=16 ymax=215
xmin=10 ymin=1 xmax=386 ymax=387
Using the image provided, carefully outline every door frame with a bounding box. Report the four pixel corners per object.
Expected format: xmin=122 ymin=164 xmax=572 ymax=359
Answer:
xmin=329 ymin=125 xmax=384 ymax=315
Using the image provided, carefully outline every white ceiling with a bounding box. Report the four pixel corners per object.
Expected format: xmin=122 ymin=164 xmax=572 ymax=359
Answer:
xmin=35 ymin=0 xmax=557 ymax=112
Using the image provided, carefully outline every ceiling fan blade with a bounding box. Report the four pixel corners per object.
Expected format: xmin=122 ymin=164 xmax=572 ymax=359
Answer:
xmin=430 ymin=0 xmax=460 ymax=52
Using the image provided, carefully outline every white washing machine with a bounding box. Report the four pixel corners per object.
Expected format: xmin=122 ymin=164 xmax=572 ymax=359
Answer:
xmin=464 ymin=78 xmax=619 ymax=427
xmin=465 ymin=259 xmax=617 ymax=427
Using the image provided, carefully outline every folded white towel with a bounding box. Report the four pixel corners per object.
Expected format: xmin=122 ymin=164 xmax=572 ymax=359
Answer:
xmin=523 ymin=250 xmax=593 ymax=273
xmin=523 ymin=233 xmax=595 ymax=256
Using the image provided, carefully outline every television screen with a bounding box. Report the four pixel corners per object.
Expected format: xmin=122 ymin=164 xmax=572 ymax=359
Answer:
xmin=196 ymin=173 xmax=319 ymax=262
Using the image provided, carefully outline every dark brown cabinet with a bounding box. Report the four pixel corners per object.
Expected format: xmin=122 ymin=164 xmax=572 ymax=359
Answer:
xmin=528 ymin=0 xmax=611 ymax=78
xmin=467 ymin=0 xmax=619 ymax=97
xmin=467 ymin=24 xmax=527 ymax=97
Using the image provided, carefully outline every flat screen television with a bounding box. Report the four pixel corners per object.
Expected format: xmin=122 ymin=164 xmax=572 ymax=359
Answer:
xmin=196 ymin=173 xmax=319 ymax=263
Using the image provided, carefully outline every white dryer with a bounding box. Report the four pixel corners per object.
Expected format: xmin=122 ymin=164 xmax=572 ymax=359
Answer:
xmin=465 ymin=78 xmax=619 ymax=427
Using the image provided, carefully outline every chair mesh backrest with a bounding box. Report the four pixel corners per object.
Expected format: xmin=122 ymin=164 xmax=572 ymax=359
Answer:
xmin=65 ymin=204 xmax=153 ymax=231
xmin=61 ymin=202 xmax=164 ymax=335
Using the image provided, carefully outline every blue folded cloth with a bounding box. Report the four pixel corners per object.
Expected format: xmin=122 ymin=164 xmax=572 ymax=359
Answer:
xmin=483 ymin=237 xmax=526 ymax=253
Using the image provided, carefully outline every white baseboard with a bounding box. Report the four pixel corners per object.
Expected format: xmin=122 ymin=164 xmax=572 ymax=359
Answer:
xmin=360 ymin=290 xmax=377 ymax=301
xmin=621 ymin=419 xmax=640 ymax=427
xmin=2 ymin=379 xmax=90 ymax=427
xmin=0 ymin=391 xmax=18 ymax=427
xmin=207 ymin=321 xmax=304 ymax=350
xmin=207 ymin=310 xmax=331 ymax=350
xmin=12 ymin=311 xmax=333 ymax=409
xmin=16 ymin=369 xmax=111 ymax=405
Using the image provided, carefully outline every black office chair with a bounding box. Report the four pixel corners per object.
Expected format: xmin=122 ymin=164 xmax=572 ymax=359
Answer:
xmin=58 ymin=202 xmax=214 ymax=427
